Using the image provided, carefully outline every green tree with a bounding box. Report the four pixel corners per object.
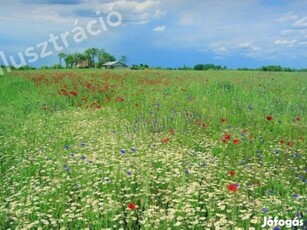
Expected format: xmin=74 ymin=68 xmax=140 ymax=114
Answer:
xmin=119 ymin=55 xmax=127 ymax=64
xmin=97 ymin=49 xmax=116 ymax=68
xmin=65 ymin=54 xmax=75 ymax=68
xmin=58 ymin=53 xmax=66 ymax=67
xmin=85 ymin=48 xmax=99 ymax=68
xmin=194 ymin=64 xmax=204 ymax=70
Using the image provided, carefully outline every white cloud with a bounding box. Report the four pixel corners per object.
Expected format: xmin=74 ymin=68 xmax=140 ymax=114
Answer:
xmin=98 ymin=0 xmax=164 ymax=24
xmin=277 ymin=12 xmax=299 ymax=22
xmin=153 ymin=25 xmax=166 ymax=32
xmin=293 ymin=17 xmax=307 ymax=27
xmin=274 ymin=39 xmax=297 ymax=47
xmin=237 ymin=42 xmax=260 ymax=51
xmin=212 ymin=47 xmax=230 ymax=56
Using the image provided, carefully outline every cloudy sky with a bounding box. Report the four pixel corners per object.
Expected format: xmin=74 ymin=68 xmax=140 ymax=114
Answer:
xmin=1 ymin=0 xmax=307 ymax=68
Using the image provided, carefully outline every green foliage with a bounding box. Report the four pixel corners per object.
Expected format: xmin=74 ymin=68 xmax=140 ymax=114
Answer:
xmin=0 ymin=70 xmax=306 ymax=229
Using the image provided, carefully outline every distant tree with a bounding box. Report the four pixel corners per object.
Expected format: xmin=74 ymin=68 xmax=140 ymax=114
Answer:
xmin=18 ymin=65 xmax=35 ymax=70
xmin=119 ymin=55 xmax=128 ymax=64
xmin=85 ymin=48 xmax=99 ymax=68
xmin=261 ymin=65 xmax=282 ymax=72
xmin=194 ymin=64 xmax=204 ymax=71
xmin=58 ymin=53 xmax=66 ymax=67
xmin=65 ymin=54 xmax=75 ymax=68
xmin=97 ymin=49 xmax=116 ymax=68
xmin=131 ymin=64 xmax=139 ymax=70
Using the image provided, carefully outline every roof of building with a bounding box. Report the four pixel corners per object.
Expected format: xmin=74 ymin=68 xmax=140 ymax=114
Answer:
xmin=102 ymin=61 xmax=127 ymax=66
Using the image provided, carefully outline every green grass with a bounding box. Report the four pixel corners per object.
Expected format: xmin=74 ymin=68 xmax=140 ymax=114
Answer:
xmin=0 ymin=69 xmax=306 ymax=229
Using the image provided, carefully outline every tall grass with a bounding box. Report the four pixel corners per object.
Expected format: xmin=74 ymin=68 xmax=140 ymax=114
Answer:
xmin=0 ymin=70 xmax=306 ymax=229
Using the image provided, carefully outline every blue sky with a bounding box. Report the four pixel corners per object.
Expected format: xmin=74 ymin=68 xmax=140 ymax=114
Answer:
xmin=1 ymin=0 xmax=307 ymax=69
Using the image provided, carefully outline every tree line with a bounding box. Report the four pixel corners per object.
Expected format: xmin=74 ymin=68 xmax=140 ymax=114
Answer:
xmin=55 ymin=48 xmax=127 ymax=69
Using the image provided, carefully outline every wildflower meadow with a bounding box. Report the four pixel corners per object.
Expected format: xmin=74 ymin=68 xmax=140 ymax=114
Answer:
xmin=0 ymin=70 xmax=306 ymax=229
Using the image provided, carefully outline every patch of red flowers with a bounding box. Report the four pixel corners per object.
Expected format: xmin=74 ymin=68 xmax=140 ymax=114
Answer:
xmin=266 ymin=115 xmax=273 ymax=121
xmin=221 ymin=118 xmax=227 ymax=123
xmin=221 ymin=133 xmax=231 ymax=143
xmin=161 ymin=138 xmax=169 ymax=144
xmin=169 ymin=129 xmax=175 ymax=135
xmin=233 ymin=139 xmax=240 ymax=144
xmin=227 ymin=183 xmax=238 ymax=193
xmin=229 ymin=170 xmax=235 ymax=176
xmin=128 ymin=203 xmax=136 ymax=210
xmin=70 ymin=91 xmax=78 ymax=97
xmin=280 ymin=140 xmax=285 ymax=145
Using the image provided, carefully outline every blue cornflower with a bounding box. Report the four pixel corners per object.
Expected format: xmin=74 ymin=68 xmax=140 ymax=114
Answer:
xmin=80 ymin=142 xmax=86 ymax=147
xmin=268 ymin=189 xmax=274 ymax=195
xmin=104 ymin=177 xmax=111 ymax=183
xmin=64 ymin=145 xmax=70 ymax=150
xmin=273 ymin=226 xmax=281 ymax=230
xmin=131 ymin=147 xmax=137 ymax=153
xmin=64 ymin=164 xmax=70 ymax=172
xmin=120 ymin=149 xmax=126 ymax=155
xmin=185 ymin=169 xmax=190 ymax=174
xmin=292 ymin=194 xmax=300 ymax=198
xmin=127 ymin=170 xmax=133 ymax=176
xmin=261 ymin=207 xmax=269 ymax=213
xmin=81 ymin=155 xmax=86 ymax=160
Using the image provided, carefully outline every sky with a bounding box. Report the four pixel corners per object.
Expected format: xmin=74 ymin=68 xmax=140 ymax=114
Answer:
xmin=1 ymin=0 xmax=307 ymax=69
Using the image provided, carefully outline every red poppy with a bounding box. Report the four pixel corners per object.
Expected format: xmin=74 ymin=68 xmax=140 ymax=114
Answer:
xmin=280 ymin=140 xmax=285 ymax=145
xmin=221 ymin=137 xmax=228 ymax=143
xmin=128 ymin=203 xmax=136 ymax=210
xmin=266 ymin=115 xmax=273 ymax=121
xmin=224 ymin=133 xmax=231 ymax=140
xmin=233 ymin=139 xmax=240 ymax=144
xmin=287 ymin=141 xmax=293 ymax=147
xmin=161 ymin=138 xmax=169 ymax=144
xmin=169 ymin=129 xmax=175 ymax=135
xmin=229 ymin=170 xmax=235 ymax=176
xmin=70 ymin=91 xmax=78 ymax=97
xmin=295 ymin=116 xmax=301 ymax=121
xmin=135 ymin=103 xmax=140 ymax=107
xmin=221 ymin=118 xmax=227 ymax=123
xmin=227 ymin=183 xmax=238 ymax=192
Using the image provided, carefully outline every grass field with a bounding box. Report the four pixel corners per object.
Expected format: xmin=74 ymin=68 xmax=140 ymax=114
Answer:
xmin=0 ymin=70 xmax=306 ymax=229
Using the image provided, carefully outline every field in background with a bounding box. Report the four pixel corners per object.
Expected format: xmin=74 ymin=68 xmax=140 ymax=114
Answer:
xmin=0 ymin=70 xmax=306 ymax=229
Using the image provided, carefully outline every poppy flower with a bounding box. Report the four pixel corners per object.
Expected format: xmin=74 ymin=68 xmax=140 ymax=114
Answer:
xmin=224 ymin=133 xmax=231 ymax=140
xmin=169 ymin=129 xmax=175 ymax=135
xmin=233 ymin=139 xmax=240 ymax=144
xmin=229 ymin=170 xmax=235 ymax=176
xmin=128 ymin=203 xmax=136 ymax=210
xmin=221 ymin=118 xmax=227 ymax=123
xmin=161 ymin=138 xmax=169 ymax=144
xmin=287 ymin=141 xmax=293 ymax=147
xmin=280 ymin=140 xmax=285 ymax=145
xmin=70 ymin=91 xmax=78 ymax=97
xmin=266 ymin=115 xmax=273 ymax=121
xmin=221 ymin=137 xmax=228 ymax=143
xmin=227 ymin=183 xmax=238 ymax=192
xmin=295 ymin=116 xmax=301 ymax=121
